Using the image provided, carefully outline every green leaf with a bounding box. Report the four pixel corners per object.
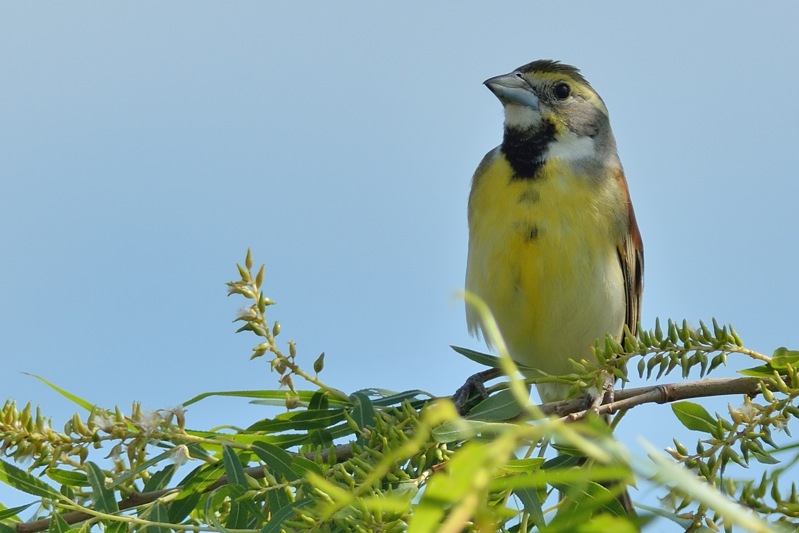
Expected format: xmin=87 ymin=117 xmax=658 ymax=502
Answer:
xmin=247 ymin=409 xmax=346 ymax=432
xmin=187 ymin=429 xmax=310 ymax=448
xmin=308 ymin=427 xmax=334 ymax=449
xmin=290 ymin=456 xmax=324 ymax=478
xmin=672 ymin=401 xmax=717 ymax=434
xmin=143 ymin=502 xmax=171 ymax=533
xmin=467 ymin=389 xmax=524 ymax=421
xmin=350 ymin=391 xmax=376 ymax=445
xmin=738 ymin=365 xmax=774 ymax=377
xmin=424 ymin=442 xmax=488 ymax=502
xmin=500 ymin=458 xmax=546 ymax=473
xmin=0 ymin=502 xmax=34 ymax=522
xmin=450 ymin=345 xmax=502 ymax=368
xmin=0 ymin=458 xmax=62 ymax=499
xmin=226 ymin=500 xmax=249 ymax=529
xmin=432 ymin=419 xmax=508 ymax=443
xmin=771 ymin=347 xmax=799 ymax=370
xmin=168 ymin=463 xmax=223 ymax=523
xmin=308 ymin=390 xmax=328 ymax=411
xmin=450 ymin=345 xmax=536 ymax=372
xmin=22 ymin=374 xmax=95 ymax=412
xmin=46 ymin=468 xmax=89 ymax=488
xmin=48 ymin=512 xmax=71 ymax=533
xmin=108 ymin=448 xmax=174 ymax=488
xmin=182 ymin=389 xmax=349 ymax=408
xmin=204 ymin=488 xmax=232 ymax=533
xmin=265 ymin=487 xmax=290 ymax=521
xmin=260 ymin=498 xmax=312 ymax=533
xmin=252 ymin=442 xmax=299 ymax=482
xmin=370 ymin=389 xmax=432 ymax=407
xmin=167 ymin=490 xmax=201 ymax=524
xmin=514 ymin=485 xmax=545 ymax=526
xmin=106 ymin=521 xmax=128 ymax=533
xmin=142 ymin=464 xmax=176 ymax=493
xmin=222 ymin=446 xmax=248 ymax=487
xmin=410 ymin=441 xmax=495 ymax=532
xmin=85 ymin=462 xmax=119 ymax=514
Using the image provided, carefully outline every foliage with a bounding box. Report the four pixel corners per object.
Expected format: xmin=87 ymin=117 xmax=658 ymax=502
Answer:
xmin=1 ymin=251 xmax=799 ymax=532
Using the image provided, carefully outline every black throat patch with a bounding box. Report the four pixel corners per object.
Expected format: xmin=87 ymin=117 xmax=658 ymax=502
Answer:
xmin=501 ymin=119 xmax=556 ymax=179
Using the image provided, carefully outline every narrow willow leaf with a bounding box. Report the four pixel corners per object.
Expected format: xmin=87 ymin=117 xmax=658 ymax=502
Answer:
xmin=450 ymin=345 xmax=502 ymax=368
xmin=265 ymin=487 xmax=290 ymax=520
xmin=514 ymin=485 xmax=545 ymax=527
xmin=500 ymin=458 xmax=546 ymax=473
xmin=252 ymin=442 xmax=299 ymax=482
xmin=247 ymin=409 xmax=346 ymax=432
xmin=371 ymin=389 xmax=432 ymax=407
xmin=431 ymin=419 xmax=507 ymax=443
xmin=143 ymin=502 xmax=171 ymax=533
xmin=409 ymin=443 xmax=485 ymax=533
xmin=260 ymin=498 xmax=312 ymax=533
xmin=168 ymin=463 xmax=223 ymax=523
xmin=226 ymin=500 xmax=249 ymax=529
xmin=308 ymin=390 xmax=328 ymax=411
xmin=22 ymin=374 xmax=95 ymax=412
xmin=0 ymin=459 xmax=61 ymax=499
xmin=350 ymin=391 xmax=376 ymax=445
xmin=222 ymin=446 xmax=248 ymax=487
xmin=407 ymin=504 xmax=445 ymax=533
xmin=204 ymin=495 xmax=231 ymax=533
xmin=290 ymin=456 xmax=324 ymax=478
xmin=106 ymin=521 xmax=128 ymax=533
xmin=85 ymin=462 xmax=119 ymax=513
xmin=671 ymin=402 xmax=716 ymax=434
xmin=48 ymin=513 xmax=70 ymax=533
xmin=142 ymin=464 xmax=176 ymax=493
xmin=466 ymin=389 xmax=524 ymax=422
xmin=772 ymin=347 xmax=799 ymax=370
xmin=0 ymin=503 xmax=33 ymax=522
xmin=46 ymin=469 xmax=89 ymax=488
xmin=450 ymin=345 xmax=536 ymax=372
xmin=168 ymin=491 xmax=201 ymax=525
xmin=308 ymin=427 xmax=334 ymax=449
xmin=189 ymin=430 xmax=309 ymax=449
xmin=182 ymin=389 xmax=347 ymax=408
xmin=109 ymin=448 xmax=173 ymax=488
xmin=738 ymin=365 xmax=773 ymax=377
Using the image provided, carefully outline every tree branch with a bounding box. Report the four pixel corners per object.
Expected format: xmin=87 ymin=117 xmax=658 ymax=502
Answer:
xmin=12 ymin=376 xmax=769 ymax=533
xmin=541 ymin=376 xmax=764 ymax=419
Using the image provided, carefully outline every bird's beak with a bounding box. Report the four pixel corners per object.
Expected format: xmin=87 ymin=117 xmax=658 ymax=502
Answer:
xmin=484 ymin=72 xmax=539 ymax=110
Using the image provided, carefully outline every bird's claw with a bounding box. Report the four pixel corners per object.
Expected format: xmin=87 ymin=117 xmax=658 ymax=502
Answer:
xmin=452 ymin=368 xmax=501 ymax=415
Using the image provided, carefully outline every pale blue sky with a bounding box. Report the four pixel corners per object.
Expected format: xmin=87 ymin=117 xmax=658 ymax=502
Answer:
xmin=2 ymin=3 xmax=798 ymax=529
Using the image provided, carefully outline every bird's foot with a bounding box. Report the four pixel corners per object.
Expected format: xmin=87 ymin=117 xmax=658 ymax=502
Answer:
xmin=452 ymin=368 xmax=501 ymax=415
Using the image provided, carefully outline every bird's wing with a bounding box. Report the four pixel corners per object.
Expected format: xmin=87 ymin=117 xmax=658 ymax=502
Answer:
xmin=616 ymin=172 xmax=644 ymax=337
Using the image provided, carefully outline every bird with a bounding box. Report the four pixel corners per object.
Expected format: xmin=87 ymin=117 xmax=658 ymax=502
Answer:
xmin=464 ymin=59 xmax=644 ymax=512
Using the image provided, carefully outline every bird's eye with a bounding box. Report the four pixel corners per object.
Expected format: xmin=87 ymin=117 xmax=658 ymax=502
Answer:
xmin=553 ymin=82 xmax=571 ymax=100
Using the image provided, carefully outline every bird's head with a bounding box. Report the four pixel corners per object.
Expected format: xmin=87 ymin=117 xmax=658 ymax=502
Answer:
xmin=485 ymin=60 xmax=614 ymax=163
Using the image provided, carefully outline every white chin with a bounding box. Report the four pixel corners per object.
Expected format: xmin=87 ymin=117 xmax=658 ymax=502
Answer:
xmin=503 ymin=104 xmax=540 ymax=129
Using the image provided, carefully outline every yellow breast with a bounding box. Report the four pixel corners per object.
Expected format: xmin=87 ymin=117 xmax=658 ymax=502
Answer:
xmin=465 ymin=150 xmax=626 ymax=402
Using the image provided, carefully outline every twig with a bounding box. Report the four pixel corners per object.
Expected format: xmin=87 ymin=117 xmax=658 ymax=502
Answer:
xmin=546 ymin=377 xmax=765 ymax=420
xmin=11 ymin=376 xmax=773 ymax=533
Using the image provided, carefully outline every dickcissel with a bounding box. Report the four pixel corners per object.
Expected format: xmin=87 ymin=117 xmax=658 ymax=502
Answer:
xmin=465 ymin=59 xmax=643 ymax=404
xmin=465 ymin=58 xmax=643 ymax=514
